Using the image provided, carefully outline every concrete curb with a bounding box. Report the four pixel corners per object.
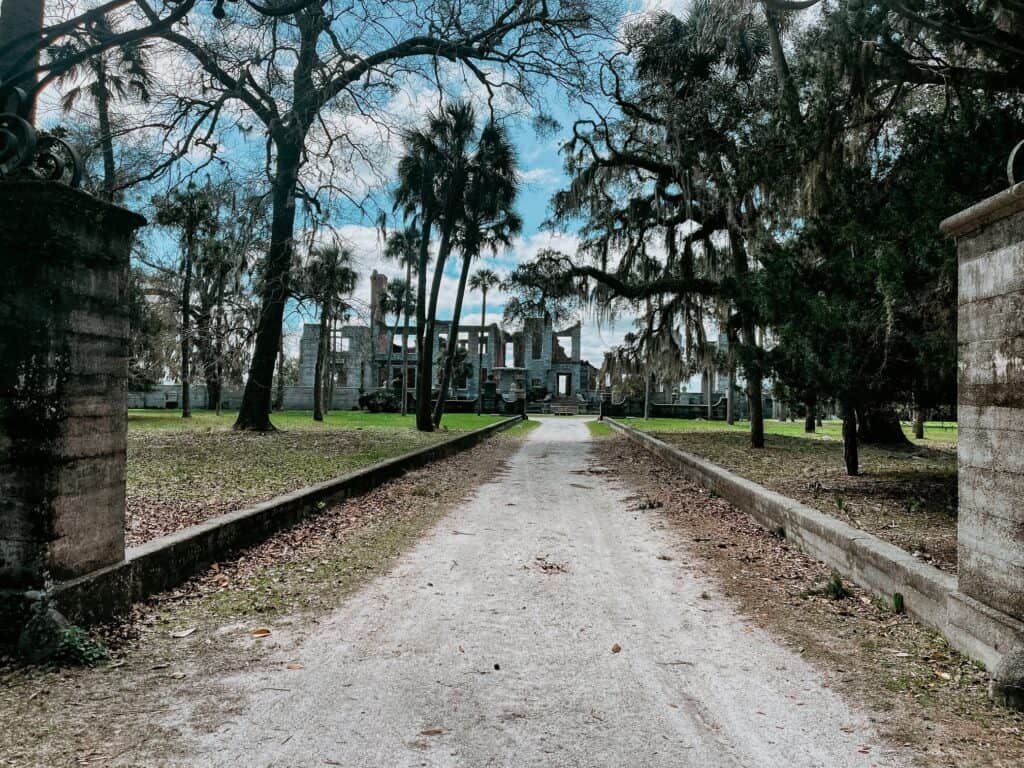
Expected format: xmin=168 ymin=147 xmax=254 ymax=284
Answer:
xmin=49 ymin=416 xmax=523 ymax=626
xmin=606 ymin=418 xmax=1024 ymax=670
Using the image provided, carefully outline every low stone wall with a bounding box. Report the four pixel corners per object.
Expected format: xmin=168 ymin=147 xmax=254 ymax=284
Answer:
xmin=48 ymin=416 xmax=522 ymax=627
xmin=607 ymin=419 xmax=1024 ymax=671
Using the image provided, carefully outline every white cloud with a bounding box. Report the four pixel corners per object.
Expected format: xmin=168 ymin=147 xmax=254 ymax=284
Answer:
xmin=519 ymin=166 xmax=560 ymax=190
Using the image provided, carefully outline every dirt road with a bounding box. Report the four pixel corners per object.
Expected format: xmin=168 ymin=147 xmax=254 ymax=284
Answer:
xmin=163 ymin=417 xmax=904 ymax=767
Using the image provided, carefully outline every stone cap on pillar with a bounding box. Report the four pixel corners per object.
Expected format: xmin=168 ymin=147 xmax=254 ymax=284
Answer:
xmin=0 ymin=180 xmax=148 ymax=233
xmin=941 ymin=182 xmax=1024 ymax=238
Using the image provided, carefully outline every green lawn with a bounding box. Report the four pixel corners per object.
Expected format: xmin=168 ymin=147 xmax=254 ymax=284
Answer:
xmin=128 ymin=409 xmax=505 ymax=433
xmin=126 ymin=409 xmax=508 ymax=545
xmin=619 ymin=417 xmax=957 ymax=446
xmin=616 ymin=415 xmax=959 ymax=571
xmin=586 ymin=420 xmax=614 ymax=438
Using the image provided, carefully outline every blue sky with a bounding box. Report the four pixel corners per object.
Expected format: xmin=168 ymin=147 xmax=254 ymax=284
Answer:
xmin=37 ymin=2 xmax=684 ymax=368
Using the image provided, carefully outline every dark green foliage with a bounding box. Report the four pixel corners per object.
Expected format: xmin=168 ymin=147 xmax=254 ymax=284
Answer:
xmin=803 ymin=571 xmax=852 ymax=601
xmin=824 ymin=572 xmax=852 ymax=601
xmin=52 ymin=627 xmax=109 ymax=667
xmin=359 ymin=390 xmax=399 ymax=413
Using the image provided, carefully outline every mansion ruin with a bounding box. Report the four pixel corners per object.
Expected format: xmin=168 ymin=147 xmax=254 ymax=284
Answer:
xmin=299 ymin=272 xmax=601 ymax=408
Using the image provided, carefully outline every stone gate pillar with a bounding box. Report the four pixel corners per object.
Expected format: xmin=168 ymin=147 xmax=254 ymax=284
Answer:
xmin=942 ymin=187 xmax=1024 ymax=623
xmin=0 ymin=181 xmax=145 ymax=639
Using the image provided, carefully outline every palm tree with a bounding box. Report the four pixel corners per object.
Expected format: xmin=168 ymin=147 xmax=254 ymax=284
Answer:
xmin=153 ymin=182 xmax=219 ymax=419
xmin=383 ymin=226 xmax=421 ymax=415
xmin=468 ymin=268 xmax=500 ymax=415
xmin=50 ymin=15 xmax=152 ymax=201
xmin=394 ymin=101 xmax=478 ymax=431
xmin=433 ymin=118 xmax=521 ymax=426
xmin=303 ymin=246 xmax=357 ymax=421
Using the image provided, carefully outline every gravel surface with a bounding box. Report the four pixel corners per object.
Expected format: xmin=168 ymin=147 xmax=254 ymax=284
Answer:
xmin=155 ymin=417 xmax=905 ymax=767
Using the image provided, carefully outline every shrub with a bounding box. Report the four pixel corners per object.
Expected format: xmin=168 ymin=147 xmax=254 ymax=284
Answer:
xmin=53 ymin=627 xmax=108 ymax=667
xmin=358 ymin=389 xmax=399 ymax=413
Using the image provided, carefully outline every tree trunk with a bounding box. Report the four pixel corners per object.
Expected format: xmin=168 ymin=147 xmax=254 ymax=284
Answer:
xmin=0 ymin=0 xmax=44 ymax=119
xmin=385 ymin=315 xmax=399 ymax=392
xmin=212 ymin=272 xmax=225 ymax=416
xmin=273 ymin=335 xmax=285 ymax=411
xmin=729 ymin=228 xmax=764 ymax=448
xmin=859 ymin=405 xmax=912 ymax=446
xmin=726 ymin=356 xmax=735 ymax=425
xmin=644 ymin=370 xmax=651 ymax=420
xmin=476 ymin=288 xmax=487 ymax=416
xmin=416 ymin=223 xmax=450 ymax=432
xmin=913 ymin=407 xmax=926 ymax=440
xmin=705 ymin=368 xmax=713 ymax=420
xmin=91 ymin=56 xmax=120 ymax=202
xmin=433 ymin=250 xmax=473 ymax=427
xmin=313 ymin=301 xmax=329 ymax=422
xmin=234 ymin=142 xmax=302 ymax=431
xmin=804 ymin=390 xmax=817 ymax=433
xmin=401 ymin=259 xmax=412 ymax=416
xmin=180 ymin=233 xmax=194 ymax=419
xmin=843 ymin=401 xmax=859 ymax=476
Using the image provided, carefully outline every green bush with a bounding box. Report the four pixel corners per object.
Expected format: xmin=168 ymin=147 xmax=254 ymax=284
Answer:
xmin=358 ymin=390 xmax=399 ymax=413
xmin=53 ymin=627 xmax=108 ymax=667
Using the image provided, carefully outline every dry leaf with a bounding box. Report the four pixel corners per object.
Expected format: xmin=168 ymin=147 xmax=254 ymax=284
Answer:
xmin=420 ymin=728 xmax=444 ymax=737
xmin=286 ymin=663 xmax=303 ymax=670
xmin=251 ymin=627 xmax=272 ymax=638
xmin=170 ymin=628 xmax=196 ymax=639
xmin=611 ymin=643 xmax=622 ymax=654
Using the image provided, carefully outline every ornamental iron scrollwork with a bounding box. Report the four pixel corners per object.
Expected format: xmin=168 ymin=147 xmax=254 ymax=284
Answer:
xmin=1008 ymin=140 xmax=1024 ymax=187
xmin=0 ymin=84 xmax=82 ymax=187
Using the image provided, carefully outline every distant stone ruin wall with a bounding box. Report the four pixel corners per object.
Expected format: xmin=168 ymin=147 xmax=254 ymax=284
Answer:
xmin=128 ymin=385 xmax=365 ymax=412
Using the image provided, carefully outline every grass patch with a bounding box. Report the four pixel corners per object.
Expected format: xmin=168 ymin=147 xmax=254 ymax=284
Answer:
xmin=128 ymin=409 xmax=505 ymax=433
xmin=501 ymin=418 xmax=542 ymax=439
xmin=641 ymin=428 xmax=958 ymax=571
xmin=619 ymin=417 xmax=957 ymax=445
xmin=585 ymin=420 xmax=614 ymax=438
xmin=126 ymin=410 xmax=510 ymax=545
xmin=199 ymin=501 xmax=445 ymax=620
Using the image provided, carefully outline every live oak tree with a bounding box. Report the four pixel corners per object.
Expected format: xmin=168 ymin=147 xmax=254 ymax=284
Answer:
xmin=142 ymin=0 xmax=610 ymax=431
xmin=521 ymin=1 xmax=775 ymax=447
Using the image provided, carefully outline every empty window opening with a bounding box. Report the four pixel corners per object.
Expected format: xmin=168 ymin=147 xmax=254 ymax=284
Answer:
xmin=504 ymin=341 xmax=515 ymax=366
xmin=554 ymin=335 xmax=573 ymax=360
xmin=557 ymin=373 xmax=572 ymax=396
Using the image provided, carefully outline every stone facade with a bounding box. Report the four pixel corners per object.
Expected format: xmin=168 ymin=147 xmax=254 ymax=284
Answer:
xmin=298 ymin=272 xmax=599 ymax=404
xmin=943 ymin=187 xmax=1024 ymax=622
xmin=0 ymin=182 xmax=144 ymax=636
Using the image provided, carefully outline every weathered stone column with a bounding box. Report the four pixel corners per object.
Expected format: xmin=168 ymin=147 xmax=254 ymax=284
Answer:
xmin=942 ymin=187 xmax=1024 ymax=622
xmin=0 ymin=181 xmax=145 ymax=639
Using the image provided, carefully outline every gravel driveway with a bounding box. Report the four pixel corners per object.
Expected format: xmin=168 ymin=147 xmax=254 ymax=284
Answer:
xmin=172 ymin=417 xmax=904 ymax=767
